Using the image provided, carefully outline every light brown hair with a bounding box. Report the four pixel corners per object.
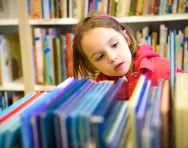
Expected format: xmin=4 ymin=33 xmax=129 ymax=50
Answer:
xmin=72 ymin=11 xmax=139 ymax=79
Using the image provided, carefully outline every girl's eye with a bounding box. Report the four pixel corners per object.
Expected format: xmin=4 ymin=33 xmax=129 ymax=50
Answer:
xmin=112 ymin=42 xmax=118 ymax=48
xmin=96 ymin=54 xmax=104 ymax=61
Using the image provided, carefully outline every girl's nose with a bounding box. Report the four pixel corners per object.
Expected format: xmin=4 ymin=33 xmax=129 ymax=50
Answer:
xmin=107 ymin=51 xmax=118 ymax=64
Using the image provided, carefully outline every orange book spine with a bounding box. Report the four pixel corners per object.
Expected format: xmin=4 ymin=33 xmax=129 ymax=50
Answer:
xmin=32 ymin=0 xmax=42 ymax=18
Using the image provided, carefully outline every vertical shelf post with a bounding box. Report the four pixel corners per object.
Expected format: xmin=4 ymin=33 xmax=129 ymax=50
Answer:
xmin=16 ymin=0 xmax=34 ymax=94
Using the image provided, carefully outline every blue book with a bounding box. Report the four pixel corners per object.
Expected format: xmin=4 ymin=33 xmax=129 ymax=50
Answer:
xmin=30 ymin=79 xmax=79 ymax=148
xmin=104 ymin=101 xmax=128 ymax=148
xmin=149 ymin=80 xmax=163 ymax=148
xmin=118 ymin=116 xmax=131 ymax=148
xmin=135 ymin=80 xmax=152 ymax=148
xmin=129 ymin=75 xmax=147 ymax=148
xmin=53 ymin=82 xmax=107 ymax=148
xmin=77 ymin=82 xmax=113 ymax=148
xmin=0 ymin=95 xmax=4 ymax=112
xmin=0 ymin=93 xmax=45 ymax=147
xmin=54 ymin=82 xmax=107 ymax=148
xmin=62 ymin=82 xmax=109 ymax=148
xmin=39 ymin=79 xmax=87 ymax=148
xmin=103 ymin=101 xmax=123 ymax=140
xmin=141 ymin=87 xmax=158 ymax=148
xmin=53 ymin=81 xmax=97 ymax=148
xmin=4 ymin=118 xmax=21 ymax=148
xmin=21 ymin=78 xmax=75 ymax=148
xmin=0 ymin=116 xmax=20 ymax=147
xmin=89 ymin=78 xmax=126 ymax=147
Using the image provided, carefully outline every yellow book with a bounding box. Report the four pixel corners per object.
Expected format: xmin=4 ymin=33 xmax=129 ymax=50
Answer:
xmin=178 ymin=0 xmax=184 ymax=13
xmin=174 ymin=73 xmax=188 ymax=148
xmin=160 ymin=80 xmax=170 ymax=148
xmin=129 ymin=75 xmax=146 ymax=148
xmin=136 ymin=0 xmax=144 ymax=15
xmin=32 ymin=0 xmax=42 ymax=19
xmin=152 ymin=32 xmax=157 ymax=52
xmin=119 ymin=119 xmax=131 ymax=148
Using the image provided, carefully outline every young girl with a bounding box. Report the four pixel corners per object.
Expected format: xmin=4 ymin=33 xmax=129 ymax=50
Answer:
xmin=72 ymin=12 xmax=182 ymax=100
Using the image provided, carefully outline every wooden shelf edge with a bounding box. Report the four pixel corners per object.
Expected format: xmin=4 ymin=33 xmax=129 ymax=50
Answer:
xmin=28 ymin=13 xmax=188 ymax=25
xmin=0 ymin=84 xmax=24 ymax=91
xmin=0 ymin=19 xmax=18 ymax=26
xmin=34 ymin=85 xmax=56 ymax=91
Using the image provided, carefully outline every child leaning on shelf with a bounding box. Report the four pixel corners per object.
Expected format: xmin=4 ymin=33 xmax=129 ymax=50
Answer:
xmin=72 ymin=11 xmax=183 ymax=100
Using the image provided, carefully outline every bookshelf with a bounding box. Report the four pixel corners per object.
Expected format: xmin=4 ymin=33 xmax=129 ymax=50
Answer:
xmin=116 ymin=13 xmax=188 ymax=23
xmin=0 ymin=78 xmax=24 ymax=91
xmin=29 ymin=18 xmax=79 ymax=25
xmin=0 ymin=0 xmax=188 ymax=147
xmin=13 ymin=0 xmax=188 ymax=95
xmin=0 ymin=1 xmax=22 ymax=92
xmin=0 ymin=19 xmax=18 ymax=26
xmin=28 ymin=13 xmax=188 ymax=25
xmin=34 ymin=85 xmax=56 ymax=92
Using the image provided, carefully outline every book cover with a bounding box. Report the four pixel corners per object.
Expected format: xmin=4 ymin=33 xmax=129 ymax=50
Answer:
xmin=20 ymin=78 xmax=74 ymax=148
xmin=0 ymin=93 xmax=43 ymax=123
xmin=39 ymin=79 xmax=87 ymax=148
xmin=160 ymin=80 xmax=170 ymax=148
xmin=135 ymin=80 xmax=152 ymax=148
xmin=129 ymin=75 xmax=147 ymax=148
xmin=149 ymin=80 xmax=163 ymax=148
xmin=53 ymin=81 xmax=96 ymax=148
xmin=104 ymin=101 xmax=128 ymax=147
xmin=0 ymin=93 xmax=34 ymax=117
xmin=75 ymin=82 xmax=112 ymax=148
xmin=89 ymin=78 xmax=126 ymax=147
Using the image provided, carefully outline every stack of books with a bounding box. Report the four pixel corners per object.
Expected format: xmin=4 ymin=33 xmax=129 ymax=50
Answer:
xmin=0 ymin=73 xmax=188 ymax=148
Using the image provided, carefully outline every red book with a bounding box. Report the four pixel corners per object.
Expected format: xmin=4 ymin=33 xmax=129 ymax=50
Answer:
xmin=133 ymin=0 xmax=138 ymax=15
xmin=66 ymin=33 xmax=73 ymax=77
xmin=0 ymin=93 xmax=43 ymax=123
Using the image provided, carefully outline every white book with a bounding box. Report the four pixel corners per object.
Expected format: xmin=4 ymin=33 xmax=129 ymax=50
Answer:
xmin=0 ymin=35 xmax=13 ymax=85
xmin=84 ymin=0 xmax=88 ymax=17
xmin=42 ymin=0 xmax=50 ymax=19
xmin=63 ymin=0 xmax=67 ymax=18
xmin=69 ymin=0 xmax=73 ymax=18
xmin=34 ymin=28 xmax=44 ymax=84
xmin=73 ymin=0 xmax=81 ymax=18
xmin=116 ymin=0 xmax=124 ymax=17
xmin=4 ymin=91 xmax=8 ymax=108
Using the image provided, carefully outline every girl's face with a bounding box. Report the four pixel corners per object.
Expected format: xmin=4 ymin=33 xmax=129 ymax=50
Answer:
xmin=81 ymin=27 xmax=132 ymax=76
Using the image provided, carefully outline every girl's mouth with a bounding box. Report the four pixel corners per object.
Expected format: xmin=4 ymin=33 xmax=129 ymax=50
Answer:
xmin=114 ymin=62 xmax=124 ymax=70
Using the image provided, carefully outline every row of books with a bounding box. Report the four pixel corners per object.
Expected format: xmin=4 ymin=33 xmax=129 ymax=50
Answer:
xmin=0 ymin=73 xmax=187 ymax=148
xmin=33 ymin=28 xmax=73 ymax=85
xmin=0 ymin=34 xmax=23 ymax=85
xmin=0 ymin=91 xmax=24 ymax=112
xmin=136 ymin=25 xmax=188 ymax=73
xmin=32 ymin=25 xmax=188 ymax=87
xmin=27 ymin=0 xmax=188 ymax=19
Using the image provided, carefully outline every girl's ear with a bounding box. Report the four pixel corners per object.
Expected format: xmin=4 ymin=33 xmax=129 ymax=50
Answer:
xmin=123 ymin=30 xmax=131 ymax=46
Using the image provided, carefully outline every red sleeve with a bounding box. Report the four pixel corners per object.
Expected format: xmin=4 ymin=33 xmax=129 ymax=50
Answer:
xmin=96 ymin=73 xmax=109 ymax=82
xmin=176 ymin=68 xmax=184 ymax=73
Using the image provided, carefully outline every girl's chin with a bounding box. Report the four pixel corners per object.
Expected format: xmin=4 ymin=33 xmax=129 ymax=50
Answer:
xmin=116 ymin=68 xmax=129 ymax=76
xmin=109 ymin=71 xmax=128 ymax=77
